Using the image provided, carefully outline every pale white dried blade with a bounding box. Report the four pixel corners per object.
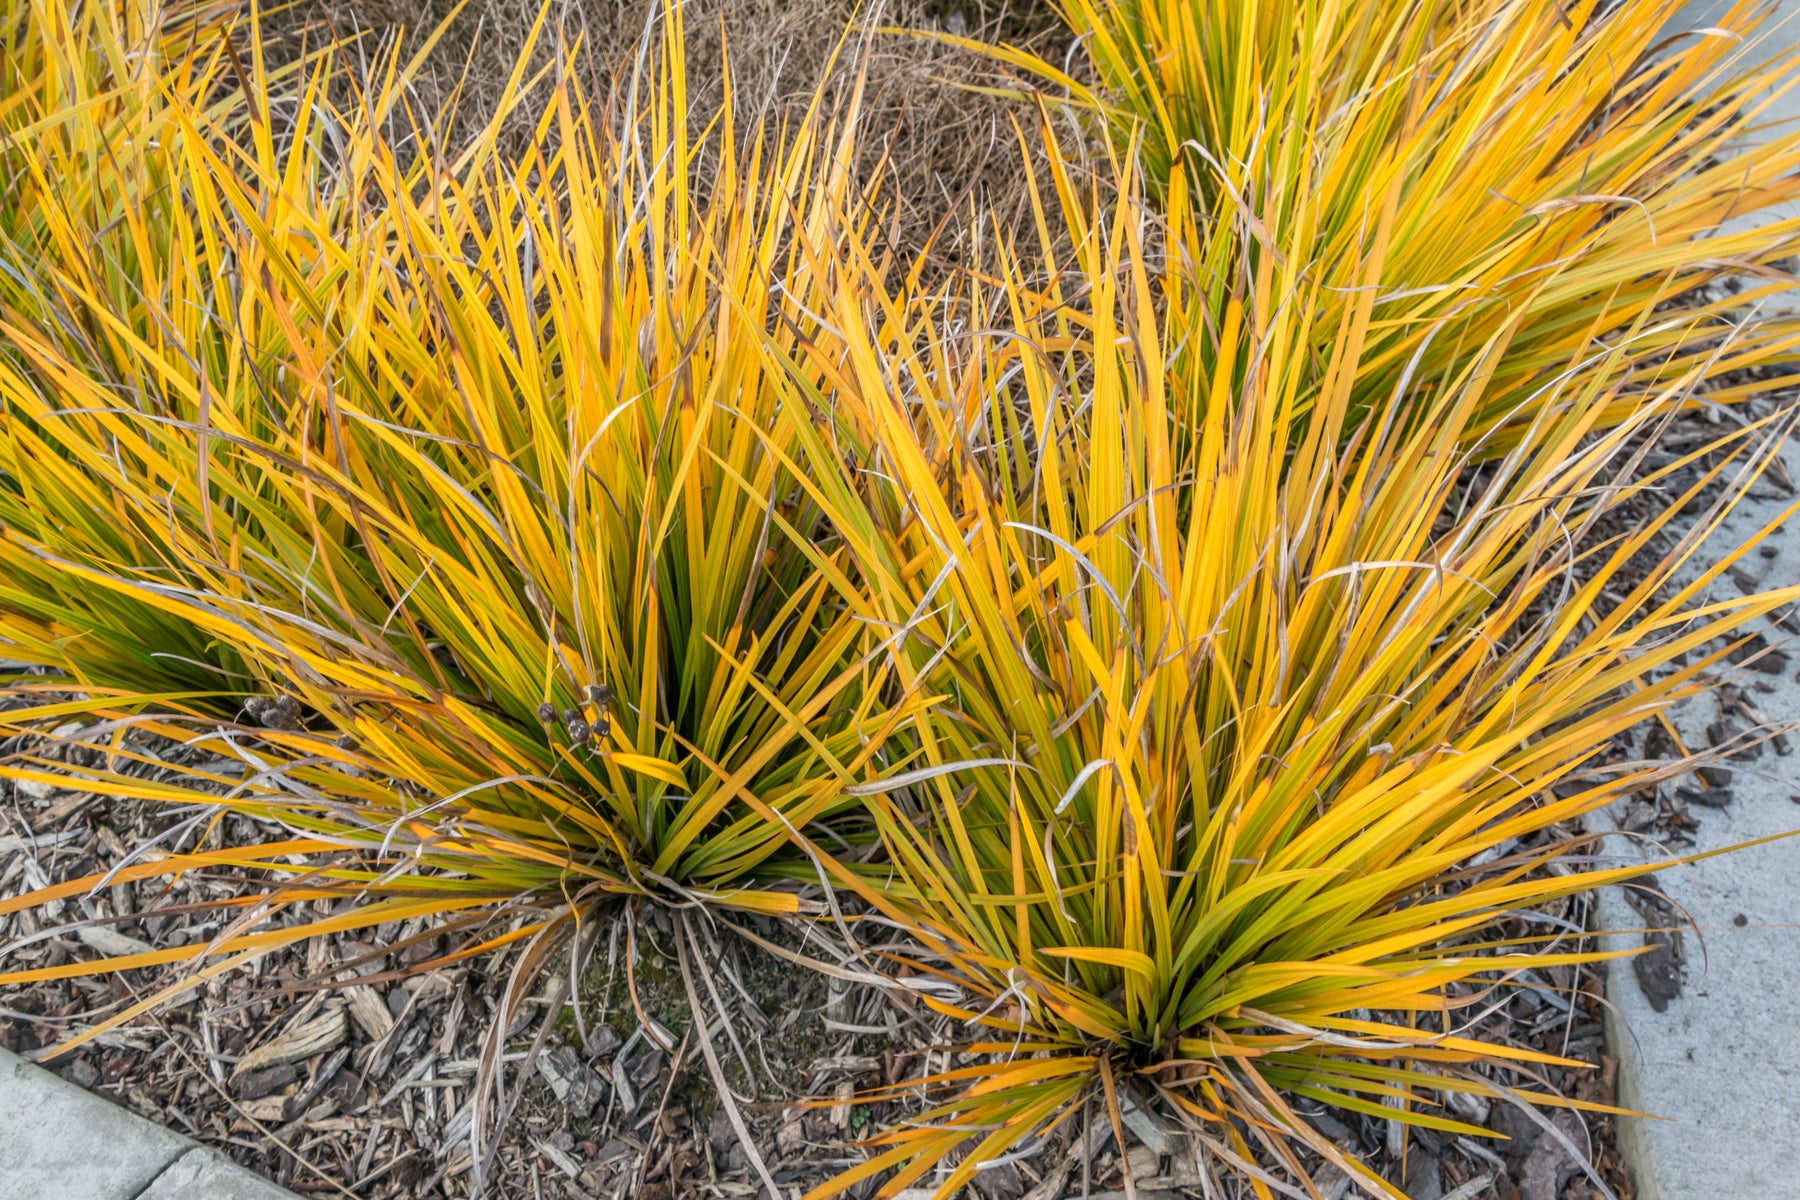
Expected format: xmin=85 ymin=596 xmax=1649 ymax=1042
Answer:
xmin=76 ymin=925 xmax=155 ymax=956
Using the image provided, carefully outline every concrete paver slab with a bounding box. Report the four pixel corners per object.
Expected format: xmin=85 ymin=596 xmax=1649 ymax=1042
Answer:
xmin=136 ymin=1148 xmax=302 ymax=1200
xmin=1593 ymin=9 xmax=1800 ymax=1200
xmin=1668 ymin=0 xmax=1800 ymax=311
xmin=1594 ymin=436 xmax=1800 ymax=1200
xmin=0 ymin=1048 xmax=190 ymax=1200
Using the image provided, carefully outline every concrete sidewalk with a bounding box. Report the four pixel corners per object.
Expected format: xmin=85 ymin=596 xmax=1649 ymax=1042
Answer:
xmin=1590 ymin=7 xmax=1800 ymax=1200
xmin=1593 ymin=436 xmax=1800 ymax=1200
xmin=0 ymin=1049 xmax=299 ymax=1200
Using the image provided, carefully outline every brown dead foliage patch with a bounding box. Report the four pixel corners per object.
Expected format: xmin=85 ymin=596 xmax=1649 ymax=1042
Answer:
xmin=256 ymin=0 xmax=1074 ymax=271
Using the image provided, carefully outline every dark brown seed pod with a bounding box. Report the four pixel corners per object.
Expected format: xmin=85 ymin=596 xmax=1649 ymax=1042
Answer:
xmin=243 ymin=696 xmax=271 ymax=717
xmin=335 ymin=733 xmax=358 ymax=751
xmin=272 ymin=695 xmax=301 ymax=718
xmin=591 ymin=713 xmax=610 ymax=741
xmin=567 ymin=721 xmax=591 ymax=744
xmin=585 ymin=683 xmax=613 ymax=707
xmin=536 ymin=702 xmax=558 ymax=723
xmin=562 ymin=708 xmax=581 ymax=726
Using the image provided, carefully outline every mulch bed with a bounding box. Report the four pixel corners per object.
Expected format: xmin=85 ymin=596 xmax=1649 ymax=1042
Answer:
xmin=1 ymin=716 xmax=1639 ymax=1200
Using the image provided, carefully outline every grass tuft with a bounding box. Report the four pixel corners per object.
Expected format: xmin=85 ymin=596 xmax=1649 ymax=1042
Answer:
xmin=946 ymin=0 xmax=1800 ymax=447
xmin=771 ymin=140 xmax=1800 ymax=1197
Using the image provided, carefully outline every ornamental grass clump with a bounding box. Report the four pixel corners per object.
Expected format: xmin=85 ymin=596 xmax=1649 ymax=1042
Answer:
xmin=0 ymin=4 xmax=916 ymax=1171
xmin=4 ymin=2 xmax=1800 ymax=1198
xmin=772 ymin=142 xmax=1800 ymax=1197
xmin=950 ymin=0 xmax=1800 ymax=447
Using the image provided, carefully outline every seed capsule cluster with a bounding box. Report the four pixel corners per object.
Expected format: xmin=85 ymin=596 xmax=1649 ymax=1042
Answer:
xmin=244 ymin=693 xmax=302 ymax=731
xmin=537 ymin=682 xmax=612 ymax=746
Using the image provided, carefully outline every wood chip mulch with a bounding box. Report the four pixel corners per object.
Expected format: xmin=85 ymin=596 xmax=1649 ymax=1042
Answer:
xmin=2 ymin=715 xmax=1638 ymax=1200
